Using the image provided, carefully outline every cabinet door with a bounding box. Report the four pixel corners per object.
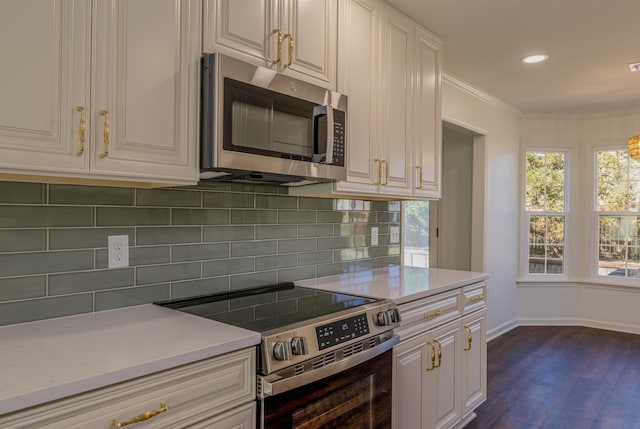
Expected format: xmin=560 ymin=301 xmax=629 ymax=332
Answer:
xmin=378 ymin=5 xmax=413 ymax=196
xmin=182 ymin=402 xmax=256 ymax=429
xmin=280 ymin=0 xmax=337 ymax=88
xmin=461 ymin=310 xmax=487 ymax=417
xmin=393 ymin=335 xmax=429 ymax=429
xmin=334 ymin=0 xmax=379 ymax=195
xmin=92 ymin=0 xmax=200 ymax=184
xmin=0 ymin=0 xmax=90 ymax=176
xmin=413 ymin=26 xmax=442 ymax=199
xmin=204 ymin=0 xmax=275 ymax=66
xmin=426 ymin=321 xmax=462 ymax=429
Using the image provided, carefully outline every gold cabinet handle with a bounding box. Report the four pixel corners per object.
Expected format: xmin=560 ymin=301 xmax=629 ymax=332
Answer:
xmin=110 ymin=402 xmax=168 ymax=428
xmin=74 ymin=106 xmax=86 ymax=156
xmin=382 ymin=160 xmax=389 ymax=185
xmin=426 ymin=341 xmax=435 ymax=371
xmin=433 ymin=339 xmax=442 ymax=368
xmin=284 ymin=33 xmax=294 ymax=68
xmin=375 ymin=159 xmax=382 ymax=185
xmin=464 ymin=325 xmax=473 ymax=351
xmin=99 ymin=110 xmax=110 ymax=158
xmin=424 ymin=309 xmax=441 ymax=319
xmin=469 ymin=294 xmax=485 ymax=303
xmin=272 ymin=29 xmax=282 ymax=64
xmin=416 ymin=166 xmax=423 ymax=189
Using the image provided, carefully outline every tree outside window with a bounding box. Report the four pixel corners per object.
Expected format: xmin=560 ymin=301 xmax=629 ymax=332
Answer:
xmin=596 ymin=149 xmax=640 ymax=279
xmin=525 ymin=151 xmax=566 ymax=274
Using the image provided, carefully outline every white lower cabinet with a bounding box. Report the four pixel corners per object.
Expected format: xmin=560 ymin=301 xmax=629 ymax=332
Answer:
xmin=393 ymin=285 xmax=487 ymax=429
xmin=0 ymin=348 xmax=256 ymax=429
xmin=461 ymin=310 xmax=487 ymax=417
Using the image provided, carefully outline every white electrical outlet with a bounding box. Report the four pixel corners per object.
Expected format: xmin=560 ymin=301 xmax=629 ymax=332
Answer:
xmin=390 ymin=226 xmax=400 ymax=244
xmin=108 ymin=235 xmax=129 ymax=268
xmin=371 ymin=227 xmax=379 ymax=246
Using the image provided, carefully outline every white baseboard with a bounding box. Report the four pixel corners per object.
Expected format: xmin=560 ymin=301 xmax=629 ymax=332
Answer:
xmin=487 ymin=318 xmax=518 ymax=341
xmin=515 ymin=317 xmax=640 ymax=335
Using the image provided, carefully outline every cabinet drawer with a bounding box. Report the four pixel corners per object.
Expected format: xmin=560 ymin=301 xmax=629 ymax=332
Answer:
xmin=395 ymin=290 xmax=461 ymax=340
xmin=0 ymin=348 xmax=255 ymax=429
xmin=463 ymin=282 xmax=487 ymax=314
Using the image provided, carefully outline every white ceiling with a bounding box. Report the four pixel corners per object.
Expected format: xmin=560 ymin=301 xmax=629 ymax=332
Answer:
xmin=386 ymin=0 xmax=640 ymax=114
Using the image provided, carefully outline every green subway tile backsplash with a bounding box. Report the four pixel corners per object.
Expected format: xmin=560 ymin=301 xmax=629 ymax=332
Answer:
xmin=49 ymin=268 xmax=134 ymax=295
xmin=49 ymin=185 xmax=133 ymax=206
xmin=0 ymin=181 xmax=400 ymax=326
xmin=136 ymin=189 xmax=201 ymax=207
xmin=0 ymin=182 xmax=44 ymax=204
xmin=0 ymin=229 xmax=46 ymax=252
xmin=0 ymin=206 xmax=93 ymax=228
xmin=0 ymin=276 xmax=46 ymax=301
xmin=49 ymin=228 xmax=134 ymax=250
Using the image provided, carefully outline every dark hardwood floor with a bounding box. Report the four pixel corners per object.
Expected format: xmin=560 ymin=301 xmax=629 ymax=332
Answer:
xmin=465 ymin=326 xmax=640 ymax=429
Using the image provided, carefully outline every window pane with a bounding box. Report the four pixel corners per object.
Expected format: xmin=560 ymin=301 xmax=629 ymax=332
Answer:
xmin=528 ymin=245 xmax=545 ymax=273
xmin=598 ymin=215 xmax=640 ymax=278
xmin=527 ymin=214 xmax=565 ymax=274
xmin=529 ymin=215 xmax=545 ymax=244
xmin=546 ymin=184 xmax=565 ymax=212
xmin=596 ymin=150 xmax=640 ymax=212
xmin=547 ymin=245 xmax=564 ymax=274
xmin=547 ymin=216 xmax=565 ymax=244
xmin=526 ymin=152 xmax=565 ymax=211
xmin=402 ymin=201 xmax=429 ymax=268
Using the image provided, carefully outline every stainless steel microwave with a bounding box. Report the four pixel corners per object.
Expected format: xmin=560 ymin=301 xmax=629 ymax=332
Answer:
xmin=200 ymin=54 xmax=347 ymax=184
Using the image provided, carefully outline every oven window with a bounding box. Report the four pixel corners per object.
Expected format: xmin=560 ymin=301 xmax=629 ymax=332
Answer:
xmin=292 ymin=377 xmax=374 ymax=428
xmin=261 ymin=350 xmax=392 ymax=429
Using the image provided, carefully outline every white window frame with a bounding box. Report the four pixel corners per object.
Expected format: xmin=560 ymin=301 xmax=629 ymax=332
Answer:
xmin=519 ymin=148 xmax=571 ymax=281
xmin=589 ymin=145 xmax=640 ymax=286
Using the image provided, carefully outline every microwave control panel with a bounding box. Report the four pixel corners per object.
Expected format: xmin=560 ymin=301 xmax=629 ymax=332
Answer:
xmin=331 ymin=110 xmax=346 ymax=166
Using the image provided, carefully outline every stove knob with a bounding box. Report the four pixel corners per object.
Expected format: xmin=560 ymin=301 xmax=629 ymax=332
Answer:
xmin=376 ymin=311 xmax=392 ymax=326
xmin=273 ymin=341 xmax=292 ymax=361
xmin=291 ymin=337 xmax=308 ymax=355
xmin=388 ymin=308 xmax=401 ymax=323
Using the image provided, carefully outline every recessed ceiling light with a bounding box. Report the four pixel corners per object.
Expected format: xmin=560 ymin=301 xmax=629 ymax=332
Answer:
xmin=521 ymin=54 xmax=549 ymax=64
xmin=629 ymin=62 xmax=640 ymax=72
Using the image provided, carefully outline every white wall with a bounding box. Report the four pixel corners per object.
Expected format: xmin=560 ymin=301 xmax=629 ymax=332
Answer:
xmin=442 ymin=75 xmax=521 ymax=339
xmin=434 ymin=126 xmax=474 ymax=271
xmin=518 ymin=109 xmax=640 ymax=334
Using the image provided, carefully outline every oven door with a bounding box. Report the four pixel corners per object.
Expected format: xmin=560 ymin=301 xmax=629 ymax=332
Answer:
xmin=259 ymin=350 xmax=392 ymax=429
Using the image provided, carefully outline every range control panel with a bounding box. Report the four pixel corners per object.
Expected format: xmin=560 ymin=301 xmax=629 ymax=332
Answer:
xmin=316 ymin=313 xmax=370 ymax=350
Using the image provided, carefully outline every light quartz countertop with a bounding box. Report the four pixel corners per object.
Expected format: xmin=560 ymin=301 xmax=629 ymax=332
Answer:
xmin=0 ymin=304 xmax=260 ymax=416
xmin=296 ymin=266 xmax=489 ymax=305
xmin=0 ymin=266 xmax=488 ymax=417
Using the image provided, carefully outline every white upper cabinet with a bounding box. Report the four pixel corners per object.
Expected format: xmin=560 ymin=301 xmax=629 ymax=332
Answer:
xmin=377 ymin=4 xmax=414 ymax=196
xmin=0 ymin=0 xmax=200 ymax=186
xmin=335 ymin=0 xmax=414 ymax=197
xmin=0 ymin=0 xmax=91 ymax=176
xmin=91 ymin=0 xmax=201 ymax=184
xmin=413 ymin=26 xmax=442 ymax=199
xmin=291 ymin=0 xmax=442 ymax=200
xmin=204 ymin=0 xmax=337 ymax=88
xmin=333 ymin=0 xmax=380 ymax=195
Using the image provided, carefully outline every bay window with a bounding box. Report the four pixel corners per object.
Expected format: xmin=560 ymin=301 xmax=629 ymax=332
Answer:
xmin=596 ymin=149 xmax=640 ymax=279
xmin=524 ymin=151 xmax=567 ymax=275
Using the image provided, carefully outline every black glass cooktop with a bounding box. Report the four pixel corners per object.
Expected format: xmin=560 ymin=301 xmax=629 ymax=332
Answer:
xmin=156 ymin=282 xmax=378 ymax=332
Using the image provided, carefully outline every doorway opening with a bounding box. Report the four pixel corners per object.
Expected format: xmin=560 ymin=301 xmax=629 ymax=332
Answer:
xmin=402 ymin=121 xmax=486 ymax=271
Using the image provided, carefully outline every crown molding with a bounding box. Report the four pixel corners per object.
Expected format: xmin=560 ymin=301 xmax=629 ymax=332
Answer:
xmin=442 ymin=72 xmax=521 ymax=116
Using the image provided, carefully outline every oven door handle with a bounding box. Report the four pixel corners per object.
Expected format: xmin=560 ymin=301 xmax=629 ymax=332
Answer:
xmin=257 ymin=333 xmax=399 ymax=398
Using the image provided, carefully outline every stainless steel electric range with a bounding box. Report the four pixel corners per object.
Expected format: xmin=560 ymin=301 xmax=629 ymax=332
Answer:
xmin=157 ymin=282 xmax=400 ymax=429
